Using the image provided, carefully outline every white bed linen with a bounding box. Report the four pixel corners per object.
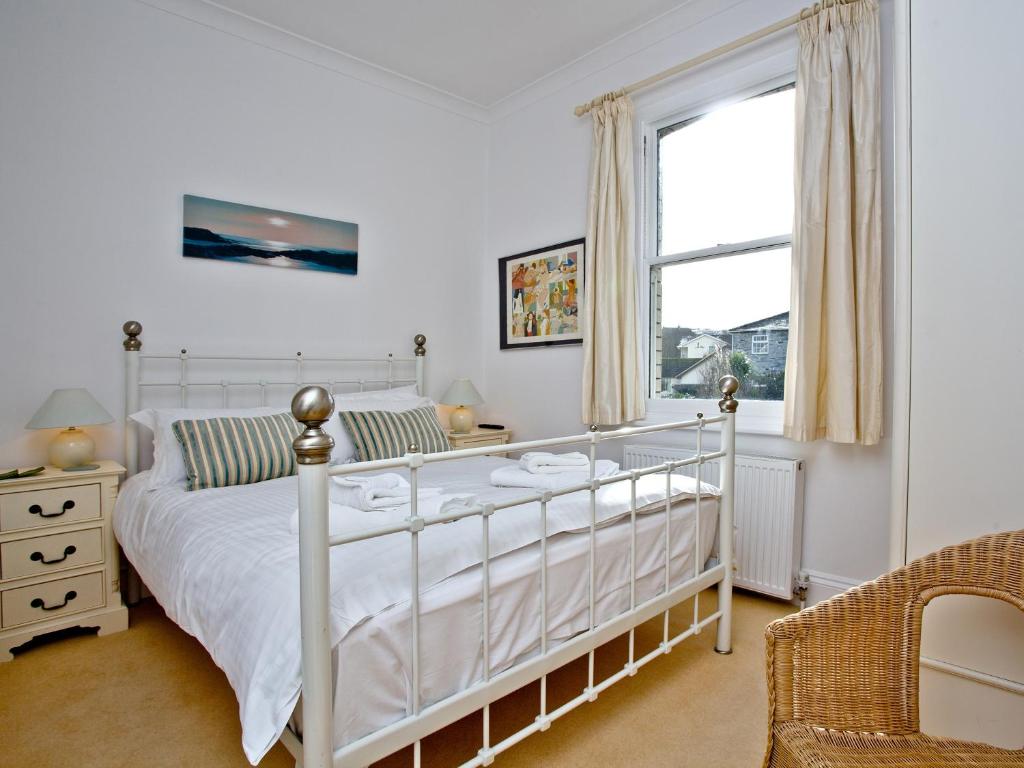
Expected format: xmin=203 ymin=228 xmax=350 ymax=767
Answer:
xmin=113 ymin=456 xmax=719 ymax=764
xmin=293 ymin=491 xmax=719 ymax=748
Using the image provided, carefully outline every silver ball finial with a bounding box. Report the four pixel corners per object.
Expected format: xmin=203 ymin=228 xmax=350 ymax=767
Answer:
xmin=718 ymin=375 xmax=740 ymax=413
xmin=408 ymin=442 xmax=420 ymax=454
xmin=291 ymin=386 xmax=335 ymax=465
xmin=291 ymin=386 xmax=334 ymax=425
xmin=122 ymin=320 xmax=142 ymax=351
xmin=414 ymin=334 xmax=427 ymax=357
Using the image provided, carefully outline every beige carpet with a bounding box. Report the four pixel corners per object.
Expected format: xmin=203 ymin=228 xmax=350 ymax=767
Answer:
xmin=0 ymin=591 xmax=790 ymax=768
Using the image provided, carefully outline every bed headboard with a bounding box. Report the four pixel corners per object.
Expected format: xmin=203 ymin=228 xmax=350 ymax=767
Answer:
xmin=121 ymin=321 xmax=426 ymax=475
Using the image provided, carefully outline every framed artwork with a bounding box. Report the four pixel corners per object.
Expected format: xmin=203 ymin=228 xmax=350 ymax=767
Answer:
xmin=183 ymin=194 xmax=358 ymax=275
xmin=498 ymin=238 xmax=584 ymax=350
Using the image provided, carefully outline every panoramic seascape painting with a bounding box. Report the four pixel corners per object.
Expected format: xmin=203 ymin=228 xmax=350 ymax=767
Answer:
xmin=182 ymin=195 xmax=358 ymax=275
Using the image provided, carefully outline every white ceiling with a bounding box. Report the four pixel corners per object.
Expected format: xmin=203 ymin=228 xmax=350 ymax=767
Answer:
xmin=206 ymin=0 xmax=689 ymax=107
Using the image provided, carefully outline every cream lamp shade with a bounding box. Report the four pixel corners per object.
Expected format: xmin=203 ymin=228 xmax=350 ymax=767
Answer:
xmin=440 ymin=379 xmax=483 ymax=434
xmin=26 ymin=388 xmax=113 ymax=471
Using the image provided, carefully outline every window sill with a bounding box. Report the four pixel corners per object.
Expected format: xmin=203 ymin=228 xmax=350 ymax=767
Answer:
xmin=641 ymin=397 xmax=785 ymax=437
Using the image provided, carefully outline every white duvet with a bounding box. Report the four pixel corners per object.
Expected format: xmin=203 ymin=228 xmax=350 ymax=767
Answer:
xmin=113 ymin=456 xmax=719 ymax=764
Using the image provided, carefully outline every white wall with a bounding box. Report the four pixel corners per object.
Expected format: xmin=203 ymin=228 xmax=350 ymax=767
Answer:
xmin=906 ymin=0 xmax=1024 ymax=747
xmin=0 ymin=0 xmax=487 ymax=469
xmin=481 ymin=0 xmax=896 ymax=595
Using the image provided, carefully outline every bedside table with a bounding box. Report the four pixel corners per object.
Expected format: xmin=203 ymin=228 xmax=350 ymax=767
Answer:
xmin=447 ymin=427 xmax=513 ymax=453
xmin=0 ymin=461 xmax=128 ymax=660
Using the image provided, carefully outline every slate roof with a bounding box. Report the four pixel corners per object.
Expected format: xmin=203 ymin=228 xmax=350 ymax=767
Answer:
xmin=728 ymin=311 xmax=789 ymax=334
xmin=663 ymin=352 xmax=717 ymax=381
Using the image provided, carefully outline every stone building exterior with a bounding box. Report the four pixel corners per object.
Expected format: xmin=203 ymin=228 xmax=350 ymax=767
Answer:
xmin=728 ymin=312 xmax=789 ymax=373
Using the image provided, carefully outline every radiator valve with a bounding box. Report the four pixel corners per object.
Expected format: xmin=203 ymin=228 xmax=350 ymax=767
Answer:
xmin=794 ymin=570 xmax=810 ymax=608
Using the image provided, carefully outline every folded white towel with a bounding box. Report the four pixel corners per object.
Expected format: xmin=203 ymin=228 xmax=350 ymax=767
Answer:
xmin=519 ymin=451 xmax=590 ymax=474
xmin=490 ymin=460 xmax=620 ymax=490
xmin=413 ymin=493 xmax=479 ymax=519
xmin=288 ymin=493 xmax=480 ymax=538
xmin=330 ymin=473 xmax=441 ymax=510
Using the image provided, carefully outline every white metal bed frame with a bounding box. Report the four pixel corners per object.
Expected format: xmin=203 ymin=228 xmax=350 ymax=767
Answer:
xmin=120 ymin=321 xmax=739 ymax=768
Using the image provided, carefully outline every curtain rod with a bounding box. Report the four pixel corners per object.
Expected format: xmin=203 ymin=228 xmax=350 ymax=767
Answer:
xmin=573 ymin=0 xmax=857 ymax=117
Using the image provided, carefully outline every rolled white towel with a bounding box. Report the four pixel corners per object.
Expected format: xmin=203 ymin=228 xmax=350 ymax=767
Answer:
xmin=490 ymin=460 xmax=620 ymax=490
xmin=519 ymin=451 xmax=590 ymax=474
xmin=330 ymin=473 xmax=441 ymax=510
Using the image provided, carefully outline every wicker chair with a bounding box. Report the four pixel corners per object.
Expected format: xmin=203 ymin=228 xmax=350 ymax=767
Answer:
xmin=763 ymin=529 xmax=1024 ymax=767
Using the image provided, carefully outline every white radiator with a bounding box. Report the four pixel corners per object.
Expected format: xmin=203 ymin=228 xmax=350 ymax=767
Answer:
xmin=623 ymin=444 xmax=804 ymax=600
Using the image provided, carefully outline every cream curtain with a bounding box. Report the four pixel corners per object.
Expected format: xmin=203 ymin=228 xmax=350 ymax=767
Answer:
xmin=581 ymin=93 xmax=646 ymax=426
xmin=784 ymin=0 xmax=882 ymax=445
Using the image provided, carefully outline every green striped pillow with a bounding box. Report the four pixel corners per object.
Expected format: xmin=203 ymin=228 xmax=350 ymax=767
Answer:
xmin=171 ymin=412 xmax=302 ymax=491
xmin=338 ymin=406 xmax=449 ymax=461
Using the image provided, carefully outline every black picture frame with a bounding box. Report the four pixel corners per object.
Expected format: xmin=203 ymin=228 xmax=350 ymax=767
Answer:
xmin=498 ymin=237 xmax=585 ymax=350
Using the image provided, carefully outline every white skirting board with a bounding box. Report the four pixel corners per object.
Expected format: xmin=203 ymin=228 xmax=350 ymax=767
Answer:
xmin=624 ymin=445 xmax=804 ymax=600
xmin=800 ymin=568 xmax=861 ymax=606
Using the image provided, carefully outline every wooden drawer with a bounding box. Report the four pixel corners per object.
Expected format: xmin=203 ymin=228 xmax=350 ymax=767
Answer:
xmin=456 ymin=437 xmax=506 ymax=448
xmin=1 ymin=571 xmax=105 ymax=629
xmin=1 ymin=528 xmax=103 ymax=581
xmin=0 ymin=483 xmax=101 ymax=532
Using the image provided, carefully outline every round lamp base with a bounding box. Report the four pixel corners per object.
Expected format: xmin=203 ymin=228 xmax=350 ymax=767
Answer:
xmin=449 ymin=406 xmax=473 ymax=434
xmin=49 ymin=427 xmax=96 ymax=470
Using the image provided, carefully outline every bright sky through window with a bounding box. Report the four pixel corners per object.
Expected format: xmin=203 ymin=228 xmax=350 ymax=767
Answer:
xmin=658 ymin=248 xmax=791 ymax=329
xmin=657 ymin=86 xmax=795 ymax=329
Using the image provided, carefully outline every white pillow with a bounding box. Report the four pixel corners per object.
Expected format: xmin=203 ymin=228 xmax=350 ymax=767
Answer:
xmin=129 ymin=406 xmax=282 ymax=489
xmin=325 ymin=388 xmax=432 ymax=463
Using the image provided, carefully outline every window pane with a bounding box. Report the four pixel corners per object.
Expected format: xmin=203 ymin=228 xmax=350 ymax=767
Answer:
xmin=658 ymin=86 xmax=794 ymax=256
xmin=652 ymin=248 xmax=790 ymax=401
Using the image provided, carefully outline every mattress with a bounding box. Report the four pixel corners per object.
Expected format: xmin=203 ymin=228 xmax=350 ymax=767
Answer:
xmin=113 ymin=456 xmax=719 ymax=763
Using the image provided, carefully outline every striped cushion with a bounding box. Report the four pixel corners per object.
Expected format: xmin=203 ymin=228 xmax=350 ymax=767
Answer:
xmin=171 ymin=412 xmax=302 ymax=491
xmin=338 ymin=406 xmax=449 ymax=461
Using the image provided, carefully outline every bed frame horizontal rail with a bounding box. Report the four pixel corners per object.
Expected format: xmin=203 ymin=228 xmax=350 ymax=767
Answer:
xmin=326 ymin=453 xmax=727 ymax=548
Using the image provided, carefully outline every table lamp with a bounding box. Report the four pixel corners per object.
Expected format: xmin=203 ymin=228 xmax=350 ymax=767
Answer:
xmin=26 ymin=388 xmax=114 ymax=471
xmin=440 ymin=379 xmax=483 ymax=434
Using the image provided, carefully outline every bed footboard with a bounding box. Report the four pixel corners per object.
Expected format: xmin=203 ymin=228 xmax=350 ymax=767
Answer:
xmin=290 ymin=376 xmax=739 ymax=768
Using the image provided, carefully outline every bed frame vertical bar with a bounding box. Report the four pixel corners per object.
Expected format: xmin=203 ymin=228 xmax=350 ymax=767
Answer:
xmin=122 ymin=321 xmax=142 ymax=475
xmin=408 ymin=444 xmax=424 ymax=768
xmin=179 ymin=349 xmax=188 ymax=406
xmin=291 ymin=385 xmax=337 ymax=768
xmin=627 ymin=472 xmax=638 ymax=674
xmin=693 ymin=415 xmax=703 ymax=631
xmin=414 ymin=334 xmax=426 ymax=395
xmin=715 ymin=375 xmax=739 ymax=655
xmin=479 ymin=501 xmax=495 ymax=766
xmin=586 ymin=426 xmax=598 ymax=700
xmin=537 ymin=492 xmax=550 ymax=730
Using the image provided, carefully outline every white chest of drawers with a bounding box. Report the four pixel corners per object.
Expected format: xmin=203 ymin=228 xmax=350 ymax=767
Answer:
xmin=0 ymin=461 xmax=128 ymax=660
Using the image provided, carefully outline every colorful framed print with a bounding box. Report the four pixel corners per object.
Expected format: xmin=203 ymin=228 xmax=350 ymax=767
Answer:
xmin=498 ymin=238 xmax=584 ymax=350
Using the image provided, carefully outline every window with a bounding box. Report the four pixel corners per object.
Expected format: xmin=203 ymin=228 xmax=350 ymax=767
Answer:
xmin=648 ymin=83 xmax=794 ymax=403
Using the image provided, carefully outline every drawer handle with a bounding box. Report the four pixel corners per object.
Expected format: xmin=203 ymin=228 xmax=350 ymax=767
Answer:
xmin=30 ymin=590 xmax=77 ymax=611
xmin=30 ymin=545 xmax=77 ymax=565
xmin=28 ymin=499 xmax=76 ymax=518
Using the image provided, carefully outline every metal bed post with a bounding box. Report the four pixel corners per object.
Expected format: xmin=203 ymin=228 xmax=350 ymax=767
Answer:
xmin=291 ymin=386 xmax=337 ymax=768
xmin=122 ymin=321 xmax=142 ymax=475
xmin=414 ymin=334 xmax=426 ymax=394
xmin=715 ymin=375 xmax=739 ymax=655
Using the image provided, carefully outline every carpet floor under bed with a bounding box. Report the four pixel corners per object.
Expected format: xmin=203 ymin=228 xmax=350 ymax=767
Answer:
xmin=0 ymin=589 xmax=791 ymax=768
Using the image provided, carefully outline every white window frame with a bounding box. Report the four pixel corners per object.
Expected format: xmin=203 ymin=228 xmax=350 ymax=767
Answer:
xmin=637 ymin=69 xmax=797 ymax=436
xmin=751 ymin=333 xmax=770 ymax=355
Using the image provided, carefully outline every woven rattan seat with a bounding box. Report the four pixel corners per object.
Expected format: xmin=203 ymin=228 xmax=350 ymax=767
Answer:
xmin=763 ymin=530 xmax=1024 ymax=767
xmin=771 ymin=722 xmax=1024 ymax=766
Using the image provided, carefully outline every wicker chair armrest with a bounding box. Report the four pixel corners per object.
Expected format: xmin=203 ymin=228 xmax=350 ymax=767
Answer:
xmin=764 ymin=582 xmax=920 ymax=734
